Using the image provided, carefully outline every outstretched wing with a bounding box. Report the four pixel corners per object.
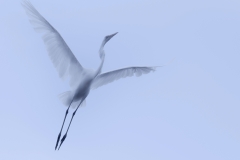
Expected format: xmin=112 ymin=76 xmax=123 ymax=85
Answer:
xmin=22 ymin=1 xmax=84 ymax=88
xmin=91 ymin=66 xmax=159 ymax=89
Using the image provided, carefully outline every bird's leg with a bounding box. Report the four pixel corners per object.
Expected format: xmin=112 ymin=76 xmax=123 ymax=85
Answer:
xmin=55 ymin=99 xmax=74 ymax=150
xmin=58 ymin=99 xmax=83 ymax=150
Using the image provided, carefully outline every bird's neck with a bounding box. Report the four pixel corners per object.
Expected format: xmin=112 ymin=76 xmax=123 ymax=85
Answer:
xmin=94 ymin=40 xmax=107 ymax=77
xmin=99 ymin=42 xmax=105 ymax=59
xmin=94 ymin=49 xmax=105 ymax=77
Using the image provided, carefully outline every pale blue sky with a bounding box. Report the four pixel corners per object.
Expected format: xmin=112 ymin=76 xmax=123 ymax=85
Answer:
xmin=0 ymin=0 xmax=240 ymax=159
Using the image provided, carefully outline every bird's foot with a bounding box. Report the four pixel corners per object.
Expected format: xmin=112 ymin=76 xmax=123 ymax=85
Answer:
xmin=58 ymin=133 xmax=67 ymax=150
xmin=55 ymin=132 xmax=61 ymax=150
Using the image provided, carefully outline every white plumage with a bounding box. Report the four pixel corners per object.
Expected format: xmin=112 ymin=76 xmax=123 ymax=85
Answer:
xmin=91 ymin=66 xmax=158 ymax=89
xmin=22 ymin=0 xmax=161 ymax=150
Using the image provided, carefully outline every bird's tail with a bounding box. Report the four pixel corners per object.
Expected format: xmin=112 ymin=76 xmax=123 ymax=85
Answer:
xmin=58 ymin=91 xmax=73 ymax=107
xmin=58 ymin=91 xmax=86 ymax=108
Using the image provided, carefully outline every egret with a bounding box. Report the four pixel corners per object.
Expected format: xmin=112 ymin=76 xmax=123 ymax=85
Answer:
xmin=22 ymin=1 xmax=162 ymax=150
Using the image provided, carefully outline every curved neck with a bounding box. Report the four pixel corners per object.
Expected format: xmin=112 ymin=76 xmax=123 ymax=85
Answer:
xmin=94 ymin=48 xmax=105 ymax=77
xmin=99 ymin=42 xmax=105 ymax=59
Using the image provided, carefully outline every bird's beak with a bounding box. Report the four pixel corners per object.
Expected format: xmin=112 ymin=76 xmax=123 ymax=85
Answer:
xmin=102 ymin=32 xmax=118 ymax=47
xmin=109 ymin=32 xmax=118 ymax=38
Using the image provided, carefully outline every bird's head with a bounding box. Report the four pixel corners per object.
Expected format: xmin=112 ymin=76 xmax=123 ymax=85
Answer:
xmin=99 ymin=32 xmax=118 ymax=59
xmin=102 ymin=32 xmax=118 ymax=46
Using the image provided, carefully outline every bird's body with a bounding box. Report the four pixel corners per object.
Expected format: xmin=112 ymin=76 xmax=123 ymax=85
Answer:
xmin=74 ymin=78 xmax=91 ymax=100
xmin=22 ymin=0 xmax=161 ymax=150
xmin=72 ymin=71 xmax=94 ymax=102
xmin=64 ymin=79 xmax=91 ymax=106
xmin=58 ymin=71 xmax=95 ymax=108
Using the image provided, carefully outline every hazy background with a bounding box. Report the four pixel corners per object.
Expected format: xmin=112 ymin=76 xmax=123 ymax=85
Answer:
xmin=0 ymin=0 xmax=240 ymax=159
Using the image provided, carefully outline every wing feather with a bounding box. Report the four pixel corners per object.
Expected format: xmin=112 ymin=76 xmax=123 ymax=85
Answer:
xmin=91 ymin=66 xmax=159 ymax=89
xmin=22 ymin=1 xmax=84 ymax=88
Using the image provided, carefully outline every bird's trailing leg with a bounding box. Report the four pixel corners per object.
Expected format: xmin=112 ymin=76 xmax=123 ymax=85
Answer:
xmin=58 ymin=99 xmax=83 ymax=150
xmin=55 ymin=99 xmax=74 ymax=150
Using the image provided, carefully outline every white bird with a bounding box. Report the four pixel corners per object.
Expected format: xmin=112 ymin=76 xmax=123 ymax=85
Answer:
xmin=22 ymin=1 xmax=161 ymax=150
